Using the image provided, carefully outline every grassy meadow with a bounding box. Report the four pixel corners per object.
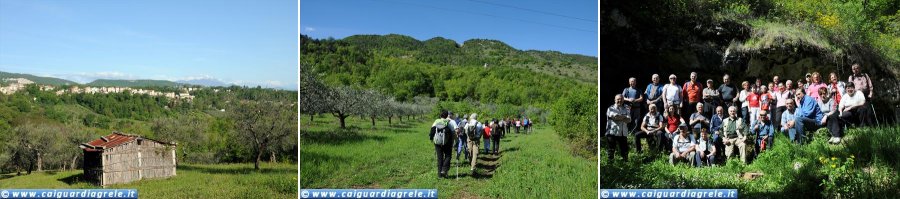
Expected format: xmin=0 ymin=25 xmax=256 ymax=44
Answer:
xmin=301 ymin=115 xmax=598 ymax=198
xmin=600 ymin=125 xmax=900 ymax=198
xmin=0 ymin=163 xmax=298 ymax=198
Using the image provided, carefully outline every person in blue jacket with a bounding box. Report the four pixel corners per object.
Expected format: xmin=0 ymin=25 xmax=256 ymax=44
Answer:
xmin=751 ymin=110 xmax=775 ymax=156
xmin=791 ymin=89 xmax=823 ymax=143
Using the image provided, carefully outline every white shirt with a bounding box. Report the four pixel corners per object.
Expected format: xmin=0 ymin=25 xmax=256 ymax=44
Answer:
xmin=739 ymin=90 xmax=750 ymax=107
xmin=838 ymin=90 xmax=866 ymax=113
xmin=606 ymin=104 xmax=631 ymax=136
xmin=663 ymin=84 xmax=682 ymax=103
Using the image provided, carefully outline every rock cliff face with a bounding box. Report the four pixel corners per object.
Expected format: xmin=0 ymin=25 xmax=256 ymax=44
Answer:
xmin=600 ymin=3 xmax=898 ymax=126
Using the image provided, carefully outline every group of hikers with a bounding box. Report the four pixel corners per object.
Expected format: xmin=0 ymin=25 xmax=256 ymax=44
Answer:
xmin=429 ymin=110 xmax=534 ymax=178
xmin=606 ymin=63 xmax=877 ymax=166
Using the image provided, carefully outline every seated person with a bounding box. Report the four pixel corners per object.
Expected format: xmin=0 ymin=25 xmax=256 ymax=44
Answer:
xmin=669 ymin=124 xmax=696 ymax=165
xmin=695 ymin=128 xmax=717 ymax=167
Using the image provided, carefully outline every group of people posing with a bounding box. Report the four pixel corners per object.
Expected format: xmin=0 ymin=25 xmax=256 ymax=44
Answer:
xmin=429 ymin=110 xmax=534 ymax=178
xmin=606 ymin=63 xmax=876 ymax=166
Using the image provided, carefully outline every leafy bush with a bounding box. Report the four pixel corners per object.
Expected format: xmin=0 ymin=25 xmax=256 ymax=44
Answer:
xmin=550 ymin=86 xmax=597 ymax=157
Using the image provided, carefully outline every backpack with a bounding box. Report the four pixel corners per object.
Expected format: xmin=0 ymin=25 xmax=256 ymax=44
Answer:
xmin=430 ymin=119 xmax=453 ymax=145
xmin=468 ymin=124 xmax=482 ymax=140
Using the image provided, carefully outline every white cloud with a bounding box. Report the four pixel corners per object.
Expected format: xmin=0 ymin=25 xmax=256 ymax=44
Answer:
xmin=304 ymin=27 xmax=316 ymax=32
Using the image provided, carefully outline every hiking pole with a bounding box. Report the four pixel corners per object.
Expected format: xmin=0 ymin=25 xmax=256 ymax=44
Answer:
xmin=870 ymin=104 xmax=880 ymax=126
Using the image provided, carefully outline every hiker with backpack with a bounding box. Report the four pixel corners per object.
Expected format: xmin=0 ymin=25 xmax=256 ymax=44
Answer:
xmin=464 ymin=113 xmax=481 ymax=174
xmin=457 ymin=114 xmax=470 ymax=162
xmin=483 ymin=121 xmax=492 ymax=154
xmin=429 ymin=110 xmax=457 ymax=178
xmin=491 ymin=119 xmax=502 ymax=155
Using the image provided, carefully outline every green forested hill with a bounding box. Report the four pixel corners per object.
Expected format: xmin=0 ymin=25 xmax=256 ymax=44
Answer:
xmin=300 ymin=34 xmax=597 ymax=105
xmin=0 ymin=71 xmax=78 ymax=86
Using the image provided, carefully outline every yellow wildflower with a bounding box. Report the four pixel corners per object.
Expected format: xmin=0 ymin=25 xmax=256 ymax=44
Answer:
xmin=831 ymin=164 xmax=836 ymax=168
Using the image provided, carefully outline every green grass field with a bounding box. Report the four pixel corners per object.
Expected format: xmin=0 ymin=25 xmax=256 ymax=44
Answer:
xmin=600 ymin=125 xmax=900 ymax=198
xmin=301 ymin=115 xmax=598 ymax=198
xmin=0 ymin=163 xmax=298 ymax=198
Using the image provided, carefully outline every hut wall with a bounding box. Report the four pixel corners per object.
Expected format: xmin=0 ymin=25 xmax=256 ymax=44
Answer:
xmin=138 ymin=141 xmax=177 ymax=179
xmin=99 ymin=140 xmax=177 ymax=186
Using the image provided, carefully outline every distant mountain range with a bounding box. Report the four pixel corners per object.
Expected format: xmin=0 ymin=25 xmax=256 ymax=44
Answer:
xmin=1 ymin=71 xmax=234 ymax=88
xmin=86 ymin=79 xmax=187 ymax=87
xmin=176 ymin=78 xmax=232 ymax=87
xmin=0 ymin=71 xmax=78 ymax=86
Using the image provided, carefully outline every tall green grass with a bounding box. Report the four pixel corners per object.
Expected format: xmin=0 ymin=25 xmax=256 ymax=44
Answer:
xmin=600 ymin=126 xmax=900 ymax=197
xmin=301 ymin=115 xmax=597 ymax=198
xmin=0 ymin=163 xmax=297 ymax=198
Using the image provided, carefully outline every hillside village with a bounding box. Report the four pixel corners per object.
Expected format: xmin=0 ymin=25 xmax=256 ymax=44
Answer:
xmin=1 ymin=77 xmax=199 ymax=101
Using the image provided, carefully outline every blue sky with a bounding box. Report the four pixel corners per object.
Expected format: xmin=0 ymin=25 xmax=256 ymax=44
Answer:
xmin=301 ymin=0 xmax=598 ymax=56
xmin=0 ymin=0 xmax=298 ymax=90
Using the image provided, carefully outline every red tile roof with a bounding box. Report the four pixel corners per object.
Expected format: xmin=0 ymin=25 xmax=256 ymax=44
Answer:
xmin=80 ymin=132 xmax=175 ymax=151
xmin=86 ymin=133 xmax=136 ymax=148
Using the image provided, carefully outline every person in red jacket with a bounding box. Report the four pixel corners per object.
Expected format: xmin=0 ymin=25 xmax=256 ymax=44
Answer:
xmin=682 ymin=72 xmax=703 ymax=121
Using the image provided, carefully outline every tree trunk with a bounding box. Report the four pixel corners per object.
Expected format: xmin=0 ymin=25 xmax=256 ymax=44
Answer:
xmin=371 ymin=116 xmax=376 ymax=128
xmin=270 ymin=151 xmax=277 ymax=163
xmin=339 ymin=114 xmax=347 ymax=129
xmin=255 ymin=148 xmax=262 ymax=170
xmin=309 ymin=114 xmax=314 ymax=122
xmin=70 ymin=155 xmax=79 ymax=170
xmin=36 ymin=152 xmax=43 ymax=172
xmin=388 ymin=116 xmax=392 ymax=126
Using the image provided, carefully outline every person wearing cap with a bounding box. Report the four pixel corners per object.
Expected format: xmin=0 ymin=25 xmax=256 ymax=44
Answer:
xmin=669 ymin=123 xmax=696 ymax=165
xmin=722 ymin=106 xmax=748 ymax=164
xmin=682 ymin=72 xmax=703 ymax=121
xmin=661 ymin=74 xmax=683 ymax=116
xmin=803 ymin=73 xmax=812 ymax=90
xmin=606 ymin=94 xmax=631 ymax=161
xmin=702 ymin=79 xmax=720 ymax=118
